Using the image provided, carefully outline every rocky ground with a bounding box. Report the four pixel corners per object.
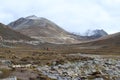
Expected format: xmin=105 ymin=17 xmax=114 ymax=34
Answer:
xmin=38 ymin=53 xmax=120 ymax=80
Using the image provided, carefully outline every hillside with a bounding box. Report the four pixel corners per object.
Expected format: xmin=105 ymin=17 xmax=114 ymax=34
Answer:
xmin=86 ymin=32 xmax=120 ymax=46
xmin=8 ymin=15 xmax=79 ymax=44
xmin=0 ymin=23 xmax=34 ymax=41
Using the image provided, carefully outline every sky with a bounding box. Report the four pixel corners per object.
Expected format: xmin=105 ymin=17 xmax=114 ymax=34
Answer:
xmin=0 ymin=0 xmax=120 ymax=34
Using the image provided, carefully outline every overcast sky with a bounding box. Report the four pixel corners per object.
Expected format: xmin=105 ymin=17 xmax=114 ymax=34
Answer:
xmin=0 ymin=0 xmax=120 ymax=34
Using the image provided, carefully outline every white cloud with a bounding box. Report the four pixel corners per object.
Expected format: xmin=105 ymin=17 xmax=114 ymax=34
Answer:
xmin=0 ymin=0 xmax=120 ymax=34
xmin=103 ymin=0 xmax=120 ymax=5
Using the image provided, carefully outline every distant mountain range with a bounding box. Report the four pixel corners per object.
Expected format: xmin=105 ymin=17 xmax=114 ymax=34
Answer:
xmin=78 ymin=29 xmax=108 ymax=40
xmin=84 ymin=29 xmax=108 ymax=37
xmin=71 ymin=29 xmax=108 ymax=41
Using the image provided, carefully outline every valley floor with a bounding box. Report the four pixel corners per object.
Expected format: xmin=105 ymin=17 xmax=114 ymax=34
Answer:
xmin=0 ymin=43 xmax=120 ymax=80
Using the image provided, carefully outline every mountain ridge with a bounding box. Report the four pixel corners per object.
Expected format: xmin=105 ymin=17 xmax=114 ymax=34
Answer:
xmin=8 ymin=15 xmax=80 ymax=43
xmin=81 ymin=29 xmax=108 ymax=39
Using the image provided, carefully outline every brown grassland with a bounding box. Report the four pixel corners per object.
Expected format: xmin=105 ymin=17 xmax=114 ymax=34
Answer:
xmin=0 ymin=39 xmax=119 ymax=80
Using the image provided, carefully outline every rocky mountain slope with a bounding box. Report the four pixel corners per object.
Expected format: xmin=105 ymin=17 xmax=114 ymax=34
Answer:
xmin=8 ymin=15 xmax=79 ymax=44
xmin=0 ymin=23 xmax=34 ymax=41
xmin=70 ymin=29 xmax=108 ymax=41
xmin=82 ymin=29 xmax=108 ymax=39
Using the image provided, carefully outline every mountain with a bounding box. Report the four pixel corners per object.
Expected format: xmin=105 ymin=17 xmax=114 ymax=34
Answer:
xmin=71 ymin=32 xmax=120 ymax=54
xmin=69 ymin=29 xmax=108 ymax=41
xmin=94 ymin=32 xmax=120 ymax=46
xmin=8 ymin=15 xmax=79 ymax=43
xmin=83 ymin=29 xmax=108 ymax=39
xmin=0 ymin=23 xmax=34 ymax=41
xmin=83 ymin=32 xmax=120 ymax=46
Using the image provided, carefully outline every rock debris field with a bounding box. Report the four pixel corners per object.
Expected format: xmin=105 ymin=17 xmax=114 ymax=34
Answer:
xmin=38 ymin=53 xmax=120 ymax=80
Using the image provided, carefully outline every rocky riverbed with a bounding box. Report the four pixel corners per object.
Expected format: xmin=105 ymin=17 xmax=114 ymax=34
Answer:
xmin=38 ymin=54 xmax=120 ymax=80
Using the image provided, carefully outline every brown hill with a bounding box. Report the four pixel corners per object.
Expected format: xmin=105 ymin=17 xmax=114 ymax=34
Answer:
xmin=0 ymin=23 xmax=34 ymax=41
xmin=86 ymin=32 xmax=120 ymax=46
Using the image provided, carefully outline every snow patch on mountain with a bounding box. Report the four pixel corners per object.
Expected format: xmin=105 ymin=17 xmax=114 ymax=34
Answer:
xmin=83 ymin=29 xmax=108 ymax=37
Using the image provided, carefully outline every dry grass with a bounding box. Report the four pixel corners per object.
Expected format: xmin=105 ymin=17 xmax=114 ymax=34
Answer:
xmin=0 ymin=44 xmax=119 ymax=66
xmin=0 ymin=69 xmax=12 ymax=78
xmin=0 ymin=41 xmax=119 ymax=80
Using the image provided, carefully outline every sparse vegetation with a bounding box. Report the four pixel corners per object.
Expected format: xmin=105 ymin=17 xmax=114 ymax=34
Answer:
xmin=0 ymin=69 xmax=12 ymax=78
